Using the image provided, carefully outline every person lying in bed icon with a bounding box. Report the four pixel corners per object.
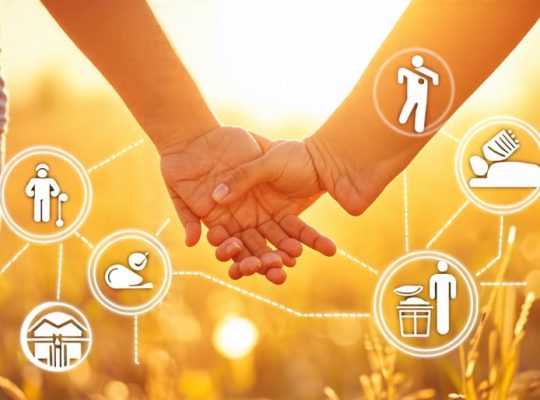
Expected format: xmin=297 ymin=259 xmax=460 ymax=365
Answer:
xmin=469 ymin=129 xmax=540 ymax=188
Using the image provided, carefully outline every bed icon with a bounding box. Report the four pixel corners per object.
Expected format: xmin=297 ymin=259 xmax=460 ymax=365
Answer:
xmin=469 ymin=129 xmax=540 ymax=188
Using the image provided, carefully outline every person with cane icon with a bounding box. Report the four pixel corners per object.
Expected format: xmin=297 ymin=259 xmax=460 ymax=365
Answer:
xmin=25 ymin=163 xmax=68 ymax=227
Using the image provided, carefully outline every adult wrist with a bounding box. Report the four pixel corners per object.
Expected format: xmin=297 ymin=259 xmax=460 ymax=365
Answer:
xmin=304 ymin=130 xmax=408 ymax=216
xmin=147 ymin=118 xmax=220 ymax=156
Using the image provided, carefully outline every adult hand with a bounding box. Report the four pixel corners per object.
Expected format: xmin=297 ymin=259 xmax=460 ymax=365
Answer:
xmin=211 ymin=139 xmax=325 ymax=212
xmin=212 ymin=136 xmax=386 ymax=219
xmin=160 ymin=126 xmax=336 ymax=284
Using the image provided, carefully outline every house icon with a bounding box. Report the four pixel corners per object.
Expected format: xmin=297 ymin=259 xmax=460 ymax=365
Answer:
xmin=26 ymin=311 xmax=90 ymax=369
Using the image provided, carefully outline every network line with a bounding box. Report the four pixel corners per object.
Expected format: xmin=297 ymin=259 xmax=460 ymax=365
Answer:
xmin=133 ymin=315 xmax=140 ymax=366
xmin=480 ymin=282 xmax=526 ymax=287
xmin=86 ymin=138 xmax=145 ymax=174
xmin=403 ymin=169 xmax=410 ymax=253
xmin=2 ymin=119 xmax=531 ymax=370
xmin=426 ymin=200 xmax=469 ymax=249
xmin=439 ymin=128 xmax=460 ymax=143
xmin=56 ymin=243 xmax=64 ymax=300
xmin=336 ymin=249 xmax=378 ymax=275
xmin=173 ymin=271 xmax=371 ymax=319
xmin=475 ymin=216 xmax=505 ymax=277
xmin=74 ymin=231 xmax=94 ymax=249
xmin=0 ymin=243 xmax=30 ymax=275
xmin=155 ymin=218 xmax=171 ymax=237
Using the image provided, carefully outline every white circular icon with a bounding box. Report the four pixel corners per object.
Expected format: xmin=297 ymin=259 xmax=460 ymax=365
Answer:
xmin=373 ymin=251 xmax=478 ymax=358
xmin=20 ymin=302 xmax=92 ymax=373
xmin=0 ymin=146 xmax=92 ymax=243
xmin=455 ymin=116 xmax=540 ymax=214
xmin=88 ymin=229 xmax=172 ymax=316
xmin=373 ymin=47 xmax=455 ymax=137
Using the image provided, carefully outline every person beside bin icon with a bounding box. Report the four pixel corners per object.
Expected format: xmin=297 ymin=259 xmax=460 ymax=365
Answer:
xmin=394 ymin=260 xmax=457 ymax=337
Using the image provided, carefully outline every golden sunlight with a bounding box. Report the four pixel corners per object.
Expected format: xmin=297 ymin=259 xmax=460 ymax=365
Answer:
xmin=149 ymin=0 xmax=410 ymax=129
xmin=212 ymin=315 xmax=259 ymax=359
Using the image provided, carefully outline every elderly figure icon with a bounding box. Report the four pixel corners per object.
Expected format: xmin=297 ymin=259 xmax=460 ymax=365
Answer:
xmin=25 ymin=162 xmax=69 ymax=227
xmin=105 ymin=251 xmax=154 ymax=290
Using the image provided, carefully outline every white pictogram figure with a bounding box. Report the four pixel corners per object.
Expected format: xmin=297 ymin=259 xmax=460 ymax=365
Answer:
xmin=397 ymin=55 xmax=439 ymax=134
xmin=25 ymin=163 xmax=68 ymax=225
xmin=429 ymin=261 xmax=457 ymax=335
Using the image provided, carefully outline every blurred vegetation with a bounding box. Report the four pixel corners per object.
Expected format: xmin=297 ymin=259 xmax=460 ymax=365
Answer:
xmin=0 ymin=60 xmax=538 ymax=399
xmin=1 ymin=19 xmax=540 ymax=399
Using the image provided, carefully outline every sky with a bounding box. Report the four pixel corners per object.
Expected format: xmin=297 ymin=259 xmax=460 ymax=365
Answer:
xmin=0 ymin=0 xmax=409 ymax=132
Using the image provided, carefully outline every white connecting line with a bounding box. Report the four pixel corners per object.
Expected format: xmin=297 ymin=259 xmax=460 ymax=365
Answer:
xmin=134 ymin=315 xmax=140 ymax=365
xmin=480 ymin=282 xmax=526 ymax=287
xmin=0 ymin=243 xmax=30 ymax=275
xmin=337 ymin=249 xmax=378 ymax=275
xmin=155 ymin=218 xmax=171 ymax=237
xmin=426 ymin=200 xmax=469 ymax=249
xmin=74 ymin=231 xmax=94 ymax=249
xmin=56 ymin=243 xmax=64 ymax=300
xmin=403 ymin=169 xmax=410 ymax=253
xmin=173 ymin=271 xmax=371 ymax=318
xmin=439 ymin=128 xmax=460 ymax=144
xmin=86 ymin=138 xmax=145 ymax=174
xmin=475 ymin=216 xmax=505 ymax=277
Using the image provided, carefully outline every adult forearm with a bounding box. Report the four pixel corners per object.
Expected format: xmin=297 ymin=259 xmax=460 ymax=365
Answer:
xmin=307 ymin=0 xmax=539 ymax=213
xmin=41 ymin=0 xmax=219 ymax=153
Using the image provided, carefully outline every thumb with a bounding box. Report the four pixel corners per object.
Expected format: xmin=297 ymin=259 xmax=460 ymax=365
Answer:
xmin=212 ymin=155 xmax=277 ymax=204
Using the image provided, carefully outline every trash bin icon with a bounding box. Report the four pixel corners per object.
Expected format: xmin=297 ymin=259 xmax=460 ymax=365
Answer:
xmin=394 ymin=285 xmax=433 ymax=337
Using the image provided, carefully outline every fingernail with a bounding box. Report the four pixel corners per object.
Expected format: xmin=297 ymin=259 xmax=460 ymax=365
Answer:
xmin=212 ymin=183 xmax=230 ymax=201
xmin=226 ymin=241 xmax=241 ymax=255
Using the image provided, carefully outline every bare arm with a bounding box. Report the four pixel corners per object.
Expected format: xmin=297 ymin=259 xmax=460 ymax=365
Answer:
xmin=40 ymin=0 xmax=219 ymax=154
xmin=306 ymin=0 xmax=539 ymax=215
xmin=39 ymin=1 xmax=336 ymax=281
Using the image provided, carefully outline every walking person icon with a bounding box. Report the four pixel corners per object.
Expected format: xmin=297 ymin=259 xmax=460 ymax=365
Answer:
xmin=429 ymin=261 xmax=457 ymax=335
xmin=24 ymin=163 xmax=63 ymax=224
xmin=397 ymin=54 xmax=439 ymax=134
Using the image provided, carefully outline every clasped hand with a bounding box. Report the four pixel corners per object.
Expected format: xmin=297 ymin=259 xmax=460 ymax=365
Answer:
xmin=160 ymin=125 xmax=362 ymax=284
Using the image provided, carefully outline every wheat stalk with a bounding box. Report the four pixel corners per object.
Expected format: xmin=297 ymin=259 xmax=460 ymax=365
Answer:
xmin=0 ymin=377 xmax=26 ymax=400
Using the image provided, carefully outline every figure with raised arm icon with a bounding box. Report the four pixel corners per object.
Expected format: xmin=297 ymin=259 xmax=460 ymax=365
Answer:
xmin=397 ymin=54 xmax=439 ymax=134
xmin=429 ymin=260 xmax=457 ymax=335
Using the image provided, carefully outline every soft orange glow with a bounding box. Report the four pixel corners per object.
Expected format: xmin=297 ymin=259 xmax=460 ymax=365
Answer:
xmin=212 ymin=315 xmax=259 ymax=359
xmin=1 ymin=1 xmax=539 ymax=398
xmin=1 ymin=1 xmax=409 ymax=132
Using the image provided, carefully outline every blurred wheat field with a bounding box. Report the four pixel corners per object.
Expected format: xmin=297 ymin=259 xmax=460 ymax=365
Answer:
xmin=0 ymin=1 xmax=540 ymax=399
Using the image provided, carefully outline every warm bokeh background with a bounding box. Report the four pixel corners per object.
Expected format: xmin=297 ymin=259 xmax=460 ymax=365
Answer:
xmin=0 ymin=1 xmax=539 ymax=399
